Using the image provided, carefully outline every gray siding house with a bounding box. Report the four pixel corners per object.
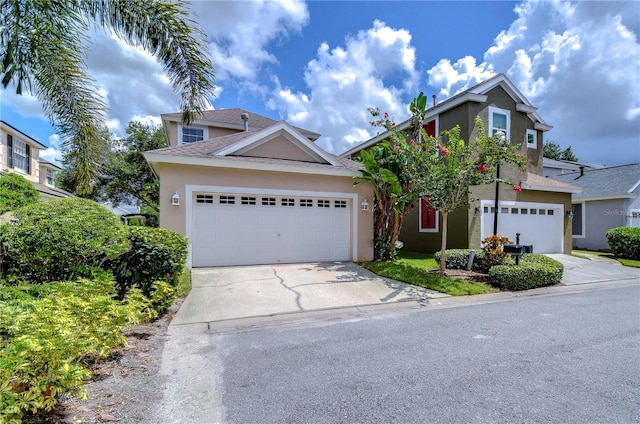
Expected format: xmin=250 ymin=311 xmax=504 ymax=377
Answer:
xmin=554 ymin=163 xmax=640 ymax=251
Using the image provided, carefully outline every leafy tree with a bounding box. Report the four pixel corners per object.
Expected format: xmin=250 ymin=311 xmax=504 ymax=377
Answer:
xmin=405 ymin=116 xmax=527 ymax=274
xmin=356 ymin=93 xmax=428 ymax=260
xmin=101 ymin=121 xmax=166 ymax=213
xmin=57 ymin=121 xmax=166 ymax=218
xmin=0 ymin=0 xmax=216 ymax=196
xmin=0 ymin=172 xmax=39 ymax=214
xmin=543 ymin=141 xmax=579 ymax=161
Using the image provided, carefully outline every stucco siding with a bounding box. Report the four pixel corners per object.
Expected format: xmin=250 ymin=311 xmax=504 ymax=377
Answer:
xmin=158 ymin=163 xmax=374 ymax=262
xmin=575 ymin=199 xmax=628 ymax=251
xmin=399 ymin=205 xmax=468 ymax=253
xmin=240 ymin=135 xmax=317 ymax=162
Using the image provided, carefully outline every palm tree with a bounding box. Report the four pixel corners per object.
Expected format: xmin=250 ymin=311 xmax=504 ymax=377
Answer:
xmin=0 ymin=0 xmax=216 ymax=195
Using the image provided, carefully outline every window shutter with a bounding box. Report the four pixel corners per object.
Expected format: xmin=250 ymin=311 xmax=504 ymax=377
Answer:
xmin=421 ymin=198 xmax=437 ymax=229
xmin=25 ymin=144 xmax=31 ymax=174
xmin=7 ymin=134 xmax=13 ymax=168
xmin=423 ymin=120 xmax=436 ymax=137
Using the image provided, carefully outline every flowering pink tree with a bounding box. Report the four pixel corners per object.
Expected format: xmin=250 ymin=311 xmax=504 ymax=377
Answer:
xmin=403 ymin=116 xmax=526 ymax=273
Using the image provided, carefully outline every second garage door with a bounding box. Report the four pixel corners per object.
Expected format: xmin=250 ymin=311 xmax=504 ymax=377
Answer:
xmin=192 ymin=193 xmax=351 ymax=267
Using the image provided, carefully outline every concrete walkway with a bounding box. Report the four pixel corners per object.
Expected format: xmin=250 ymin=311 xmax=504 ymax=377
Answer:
xmin=547 ymin=254 xmax=639 ymax=285
xmin=171 ymin=262 xmax=449 ymax=325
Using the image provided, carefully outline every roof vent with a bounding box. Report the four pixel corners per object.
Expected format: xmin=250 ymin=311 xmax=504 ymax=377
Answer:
xmin=241 ymin=113 xmax=249 ymax=132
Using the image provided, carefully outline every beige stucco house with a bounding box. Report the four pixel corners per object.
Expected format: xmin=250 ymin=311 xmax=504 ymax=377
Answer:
xmin=342 ymin=74 xmax=580 ymax=254
xmin=0 ymin=120 xmax=70 ymax=200
xmin=145 ymin=109 xmax=374 ymax=267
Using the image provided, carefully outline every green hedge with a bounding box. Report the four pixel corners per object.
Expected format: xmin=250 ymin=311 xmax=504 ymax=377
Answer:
xmin=0 ymin=278 xmax=149 ymax=423
xmin=0 ymin=198 xmax=129 ymax=282
xmin=606 ymin=227 xmax=640 ymax=260
xmin=109 ymin=226 xmax=188 ymax=298
xmin=489 ymin=254 xmax=563 ymax=290
xmin=435 ymin=249 xmax=484 ymax=270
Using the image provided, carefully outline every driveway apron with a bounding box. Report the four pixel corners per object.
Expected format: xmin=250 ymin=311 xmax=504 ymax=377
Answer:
xmin=546 ymin=254 xmax=639 ymax=285
xmin=171 ymin=262 xmax=448 ymax=325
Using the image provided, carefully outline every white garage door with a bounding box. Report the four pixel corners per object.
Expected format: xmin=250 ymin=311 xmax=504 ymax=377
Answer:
xmin=482 ymin=201 xmax=563 ymax=253
xmin=191 ymin=193 xmax=351 ymax=267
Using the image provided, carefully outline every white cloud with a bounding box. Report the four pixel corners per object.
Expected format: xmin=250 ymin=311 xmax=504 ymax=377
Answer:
xmin=39 ymin=134 xmax=63 ymax=166
xmin=426 ymin=0 xmax=640 ymax=165
xmin=267 ymin=20 xmax=419 ymax=153
xmin=190 ymin=0 xmax=309 ymax=82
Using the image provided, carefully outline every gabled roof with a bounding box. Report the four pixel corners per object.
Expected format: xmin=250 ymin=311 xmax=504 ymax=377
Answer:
xmin=145 ymin=121 xmax=361 ymax=177
xmin=162 ymin=108 xmax=321 ymax=141
xmin=552 ymin=163 xmax=640 ymax=200
xmin=0 ymin=120 xmax=47 ymax=150
xmin=32 ymin=181 xmax=72 ymax=199
xmin=341 ymin=73 xmax=551 ymax=157
xmin=520 ymin=172 xmax=582 ymax=194
xmin=39 ymin=159 xmax=62 ymax=171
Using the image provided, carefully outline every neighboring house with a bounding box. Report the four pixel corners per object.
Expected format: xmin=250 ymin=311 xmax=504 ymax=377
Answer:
xmin=0 ymin=120 xmax=71 ymax=200
xmin=342 ymin=74 xmax=580 ymax=254
xmin=553 ymin=163 xmax=640 ymax=251
xmin=543 ymin=157 xmax=604 ymax=177
xmin=145 ymin=109 xmax=374 ymax=268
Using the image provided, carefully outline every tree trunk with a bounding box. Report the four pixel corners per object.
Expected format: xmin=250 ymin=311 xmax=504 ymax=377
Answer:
xmin=440 ymin=211 xmax=448 ymax=274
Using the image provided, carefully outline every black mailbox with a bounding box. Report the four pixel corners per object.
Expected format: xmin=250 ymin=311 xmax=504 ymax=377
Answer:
xmin=503 ymin=244 xmax=525 ymax=254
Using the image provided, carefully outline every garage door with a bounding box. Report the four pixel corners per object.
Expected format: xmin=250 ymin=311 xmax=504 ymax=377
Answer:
xmin=482 ymin=201 xmax=563 ymax=253
xmin=191 ymin=193 xmax=351 ymax=267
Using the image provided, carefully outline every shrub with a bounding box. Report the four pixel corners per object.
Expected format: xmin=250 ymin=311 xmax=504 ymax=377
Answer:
xmin=477 ymin=235 xmax=512 ymax=272
xmin=0 ymin=172 xmax=39 ymax=214
xmin=435 ymin=249 xmax=483 ymax=270
xmin=0 ymin=278 xmax=146 ymax=422
xmin=606 ymin=227 xmax=640 ymax=260
xmin=109 ymin=226 xmax=188 ymax=298
xmin=489 ymin=254 xmax=563 ymax=290
xmin=0 ymin=198 xmax=129 ymax=282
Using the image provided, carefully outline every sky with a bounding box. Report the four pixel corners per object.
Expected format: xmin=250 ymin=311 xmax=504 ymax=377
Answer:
xmin=1 ymin=0 xmax=639 ymax=167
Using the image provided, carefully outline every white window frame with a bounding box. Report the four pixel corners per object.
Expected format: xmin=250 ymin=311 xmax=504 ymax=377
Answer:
xmin=488 ymin=106 xmax=511 ymax=138
xmin=12 ymin=138 xmax=28 ymax=173
xmin=45 ymin=169 xmax=55 ymax=186
xmin=572 ymin=202 xmax=586 ymax=239
xmin=526 ymin=129 xmax=537 ymax=149
xmin=178 ymin=125 xmax=208 ymax=144
xmin=419 ymin=198 xmax=439 ymax=233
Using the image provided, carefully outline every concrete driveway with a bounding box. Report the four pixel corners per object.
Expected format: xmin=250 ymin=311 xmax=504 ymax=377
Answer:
xmin=547 ymin=254 xmax=639 ymax=285
xmin=171 ymin=262 xmax=448 ymax=325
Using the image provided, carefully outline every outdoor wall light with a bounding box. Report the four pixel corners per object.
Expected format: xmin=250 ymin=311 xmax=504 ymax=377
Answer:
xmin=171 ymin=191 xmax=180 ymax=206
xmin=474 ymin=207 xmax=480 ymax=216
xmin=566 ymin=210 xmax=573 ymax=219
xmin=361 ymin=198 xmax=369 ymax=211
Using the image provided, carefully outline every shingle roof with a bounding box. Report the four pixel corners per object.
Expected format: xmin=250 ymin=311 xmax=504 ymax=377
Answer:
xmin=521 ymin=172 xmax=581 ymax=193
xmin=162 ymin=108 xmax=320 ymax=140
xmin=32 ymin=182 xmax=72 ymax=198
xmin=147 ymin=127 xmax=362 ymax=172
xmin=552 ymin=163 xmax=640 ymax=199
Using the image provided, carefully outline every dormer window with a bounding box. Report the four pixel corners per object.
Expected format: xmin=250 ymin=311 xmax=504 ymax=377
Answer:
xmin=488 ymin=106 xmax=510 ymax=138
xmin=180 ymin=125 xmax=207 ymax=144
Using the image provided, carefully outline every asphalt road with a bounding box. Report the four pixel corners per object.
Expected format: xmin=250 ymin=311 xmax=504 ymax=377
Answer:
xmin=157 ymin=285 xmax=640 ymax=424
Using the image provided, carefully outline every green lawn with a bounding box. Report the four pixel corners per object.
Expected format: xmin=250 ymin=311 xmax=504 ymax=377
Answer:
xmin=361 ymin=251 xmax=498 ymax=296
xmin=573 ymin=249 xmax=640 ymax=268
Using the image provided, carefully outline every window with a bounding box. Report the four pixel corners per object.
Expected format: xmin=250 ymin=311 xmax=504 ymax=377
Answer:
xmin=261 ymin=197 xmax=276 ymax=206
xmin=526 ymin=129 xmax=537 ymax=149
xmin=8 ymin=135 xmax=29 ymax=174
xmin=300 ymin=199 xmax=313 ymax=207
xmin=511 ymin=208 xmax=519 ymax=214
xmin=572 ymin=203 xmax=584 ymax=237
xmin=180 ymin=126 xmax=207 ymax=143
xmin=196 ymin=194 xmax=214 ymax=204
xmin=220 ymin=196 xmax=235 ymax=205
xmin=317 ymin=200 xmax=330 ymax=208
xmin=539 ymin=209 xmax=546 ymax=215
xmin=334 ymin=200 xmax=347 ymax=208
xmin=488 ymin=106 xmax=510 ymax=138
xmin=241 ymin=196 xmax=256 ymax=205
xmin=281 ymin=198 xmax=295 ymax=207
xmin=420 ymin=198 xmax=438 ymax=232
xmin=46 ymin=169 xmax=55 ymax=186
